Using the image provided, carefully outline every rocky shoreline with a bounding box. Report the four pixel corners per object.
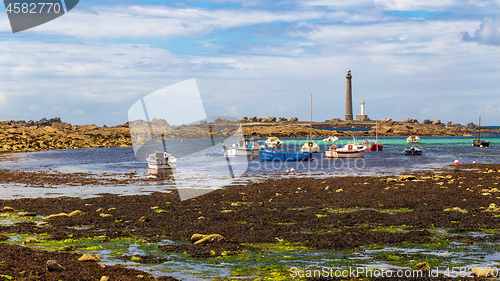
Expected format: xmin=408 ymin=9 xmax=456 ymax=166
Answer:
xmin=1 ymin=164 xmax=500 ymax=279
xmin=0 ymin=118 xmax=496 ymax=153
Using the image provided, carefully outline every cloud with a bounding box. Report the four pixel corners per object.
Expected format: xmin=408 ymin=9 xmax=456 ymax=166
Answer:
xmin=463 ymin=16 xmax=500 ymax=45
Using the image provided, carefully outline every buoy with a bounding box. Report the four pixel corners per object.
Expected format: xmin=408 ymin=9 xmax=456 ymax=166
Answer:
xmin=454 ymin=160 xmax=459 ymax=165
xmin=473 ymin=161 xmax=476 ymax=164
xmin=290 ymin=168 xmax=295 ymax=173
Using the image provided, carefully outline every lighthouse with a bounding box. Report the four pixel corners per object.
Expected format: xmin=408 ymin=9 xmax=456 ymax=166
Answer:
xmin=345 ymin=69 xmax=353 ymax=121
xmin=356 ymin=100 xmax=369 ymax=121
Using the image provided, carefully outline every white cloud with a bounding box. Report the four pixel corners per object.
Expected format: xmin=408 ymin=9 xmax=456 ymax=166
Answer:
xmin=463 ymin=16 xmax=500 ymax=45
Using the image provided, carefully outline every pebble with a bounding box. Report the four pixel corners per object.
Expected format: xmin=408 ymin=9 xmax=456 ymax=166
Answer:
xmin=68 ymin=210 xmax=84 ymax=217
xmin=100 ymin=276 xmax=110 ymax=281
xmin=3 ymin=206 xmax=15 ymax=212
xmin=25 ymin=237 xmax=40 ymax=243
xmin=99 ymin=213 xmax=113 ymax=218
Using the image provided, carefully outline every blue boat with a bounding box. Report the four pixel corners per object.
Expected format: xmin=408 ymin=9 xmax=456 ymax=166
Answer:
xmin=259 ymin=150 xmax=313 ymax=161
xmin=403 ymin=146 xmax=423 ymax=155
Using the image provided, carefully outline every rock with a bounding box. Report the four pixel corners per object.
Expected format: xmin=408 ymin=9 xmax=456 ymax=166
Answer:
xmin=68 ymin=210 xmax=84 ymax=217
xmin=335 ymin=189 xmax=343 ymax=192
xmin=467 ymin=122 xmax=476 ymax=128
xmin=447 ymin=120 xmax=452 ymax=126
xmin=444 ymin=207 xmax=468 ymax=213
xmin=99 ymin=213 xmax=112 ymax=218
xmin=0 ymin=213 xmax=10 ymax=217
xmin=100 ymin=277 xmax=110 ymax=281
xmin=398 ymin=175 xmax=417 ymax=181
xmin=96 ymin=207 xmax=104 ymax=212
xmin=3 ymin=206 xmax=15 ymax=212
xmin=25 ymin=237 xmax=40 ymax=243
xmin=57 ymin=246 xmax=74 ymax=251
xmin=330 ymin=118 xmax=342 ymax=122
xmin=191 ymin=233 xmax=225 ymax=244
xmin=261 ymin=116 xmax=276 ymax=122
xmin=386 ymin=178 xmax=398 ymax=182
xmin=193 ymin=234 xmax=225 ymax=245
xmin=403 ymin=118 xmax=418 ymax=124
xmin=414 ymin=262 xmax=430 ymax=271
xmin=240 ymin=117 xmax=248 ymax=122
xmin=46 ymin=260 xmax=65 ymax=272
xmin=289 ymin=117 xmax=299 ymax=121
xmin=17 ymin=211 xmax=36 ymax=216
xmin=381 ymin=118 xmax=392 ymax=122
xmin=432 ymin=119 xmax=442 ymax=125
xmin=37 ymin=222 xmax=49 ymax=227
xmin=472 ymin=267 xmax=498 ymax=277
xmin=46 ymin=213 xmax=69 ymax=219
xmin=138 ymin=216 xmax=148 ymax=222
xmin=278 ymin=117 xmax=288 ymax=122
xmin=78 ymin=253 xmax=100 ymax=262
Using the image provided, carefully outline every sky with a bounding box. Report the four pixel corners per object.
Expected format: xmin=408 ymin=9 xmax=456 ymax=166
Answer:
xmin=0 ymin=0 xmax=500 ymax=126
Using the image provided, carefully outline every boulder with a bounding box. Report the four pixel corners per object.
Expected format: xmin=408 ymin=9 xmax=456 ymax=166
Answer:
xmin=190 ymin=233 xmax=225 ymax=245
xmin=421 ymin=119 xmax=432 ymax=125
xmin=240 ymin=117 xmax=248 ymax=122
xmin=46 ymin=260 xmax=65 ymax=272
xmin=381 ymin=118 xmax=392 ymax=122
xmin=467 ymin=122 xmax=476 ymax=128
xmin=447 ymin=120 xmax=452 ymax=127
xmin=289 ymin=117 xmax=299 ymax=121
xmin=414 ymin=262 xmax=430 ymax=271
xmin=330 ymin=118 xmax=342 ymax=122
xmin=278 ymin=117 xmax=288 ymax=122
xmin=403 ymin=118 xmax=418 ymax=124
xmin=432 ymin=119 xmax=442 ymax=125
xmin=261 ymin=116 xmax=276 ymax=122
xmin=25 ymin=237 xmax=40 ymax=243
xmin=2 ymin=206 xmax=14 ymax=212
xmin=78 ymin=253 xmax=100 ymax=262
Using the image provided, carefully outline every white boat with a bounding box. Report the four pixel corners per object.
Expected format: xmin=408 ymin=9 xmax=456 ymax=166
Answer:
xmin=146 ymin=151 xmax=177 ymax=169
xmin=301 ymin=141 xmax=320 ymax=153
xmin=323 ymin=136 xmax=339 ymax=143
xmin=265 ymin=137 xmax=283 ymax=148
xmin=407 ymin=135 xmax=420 ymax=143
xmin=301 ymin=94 xmax=320 ymax=153
xmin=224 ymin=139 xmax=260 ymax=156
xmin=326 ymin=141 xmax=366 ymax=158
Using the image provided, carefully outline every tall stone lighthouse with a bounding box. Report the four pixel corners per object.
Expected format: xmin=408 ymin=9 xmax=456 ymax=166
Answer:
xmin=345 ymin=69 xmax=353 ymax=121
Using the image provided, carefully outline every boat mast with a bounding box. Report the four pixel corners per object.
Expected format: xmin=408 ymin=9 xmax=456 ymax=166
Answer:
xmin=376 ymin=121 xmax=378 ymax=142
xmin=479 ymin=113 xmax=481 ymax=141
xmin=310 ymin=93 xmax=312 ymax=142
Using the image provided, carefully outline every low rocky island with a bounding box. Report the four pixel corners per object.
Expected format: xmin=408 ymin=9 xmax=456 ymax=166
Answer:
xmin=0 ymin=117 xmax=495 ymax=153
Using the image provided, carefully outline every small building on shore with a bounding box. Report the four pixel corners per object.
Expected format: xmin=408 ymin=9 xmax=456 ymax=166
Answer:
xmin=356 ymin=100 xmax=370 ymax=121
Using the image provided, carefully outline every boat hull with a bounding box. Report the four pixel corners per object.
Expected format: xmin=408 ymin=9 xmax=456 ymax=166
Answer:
xmin=472 ymin=140 xmax=490 ymax=147
xmin=326 ymin=150 xmax=365 ymax=158
xmin=366 ymin=144 xmax=383 ymax=151
xmin=225 ymin=148 xmax=260 ymax=157
xmin=403 ymin=147 xmax=422 ymax=155
xmin=259 ymin=150 xmax=312 ymax=161
xmin=147 ymin=161 xmax=177 ymax=169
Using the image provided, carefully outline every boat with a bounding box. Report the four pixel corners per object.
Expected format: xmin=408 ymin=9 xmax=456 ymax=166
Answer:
xmin=323 ymin=136 xmax=339 ymax=143
xmin=265 ymin=137 xmax=284 ymax=148
xmin=407 ymin=135 xmax=420 ymax=143
xmin=325 ymin=140 xmax=366 ymax=159
xmin=403 ymin=146 xmax=423 ymax=155
xmin=472 ymin=113 xmax=490 ymax=147
xmin=301 ymin=94 xmax=320 ymax=153
xmin=363 ymin=121 xmax=383 ymax=151
xmin=146 ymin=151 xmax=177 ymax=169
xmin=225 ymin=139 xmax=261 ymax=156
xmin=259 ymin=150 xmax=312 ymax=161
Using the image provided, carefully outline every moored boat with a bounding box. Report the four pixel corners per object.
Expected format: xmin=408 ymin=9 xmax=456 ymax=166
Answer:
xmin=323 ymin=136 xmax=339 ymax=143
xmin=147 ymin=151 xmax=177 ymax=169
xmin=403 ymin=146 xmax=423 ymax=155
xmin=472 ymin=113 xmax=490 ymax=147
xmin=407 ymin=136 xmax=420 ymax=143
xmin=225 ymin=139 xmax=260 ymax=156
xmin=326 ymin=142 xmax=366 ymax=158
xmin=301 ymin=141 xmax=320 ymax=153
xmin=259 ymin=150 xmax=312 ymax=161
xmin=265 ymin=137 xmax=283 ymax=148
xmin=363 ymin=140 xmax=383 ymax=151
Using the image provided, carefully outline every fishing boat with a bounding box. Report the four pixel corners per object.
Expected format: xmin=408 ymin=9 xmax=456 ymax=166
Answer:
xmin=146 ymin=151 xmax=177 ymax=169
xmin=407 ymin=135 xmax=420 ymax=143
xmin=472 ymin=113 xmax=490 ymax=147
xmin=225 ymin=139 xmax=261 ymax=156
xmin=265 ymin=137 xmax=284 ymax=148
xmin=363 ymin=121 xmax=383 ymax=151
xmin=323 ymin=136 xmax=339 ymax=143
xmin=326 ymin=141 xmax=366 ymax=159
xmin=301 ymin=94 xmax=320 ymax=153
xmin=259 ymin=150 xmax=312 ymax=161
xmin=403 ymin=146 xmax=423 ymax=155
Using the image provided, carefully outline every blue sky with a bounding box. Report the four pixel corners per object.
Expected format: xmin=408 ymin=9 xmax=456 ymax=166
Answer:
xmin=1 ymin=0 xmax=500 ymax=125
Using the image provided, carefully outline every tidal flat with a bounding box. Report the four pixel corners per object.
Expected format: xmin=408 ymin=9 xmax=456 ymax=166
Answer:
xmin=1 ymin=164 xmax=500 ymax=280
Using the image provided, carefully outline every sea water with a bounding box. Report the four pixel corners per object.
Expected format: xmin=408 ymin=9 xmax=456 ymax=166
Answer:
xmin=0 ymin=133 xmax=500 ymax=199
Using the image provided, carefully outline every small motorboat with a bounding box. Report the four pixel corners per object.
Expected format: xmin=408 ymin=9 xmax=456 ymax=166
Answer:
xmin=301 ymin=141 xmax=320 ymax=153
xmin=147 ymin=151 xmax=177 ymax=169
xmin=225 ymin=139 xmax=260 ymax=156
xmin=323 ymin=136 xmax=339 ymax=143
xmin=259 ymin=150 xmax=312 ymax=161
xmin=403 ymin=146 xmax=423 ymax=155
xmin=265 ymin=137 xmax=284 ymax=148
xmin=326 ymin=142 xmax=366 ymax=159
xmin=407 ymin=136 xmax=420 ymax=143
xmin=362 ymin=140 xmax=383 ymax=151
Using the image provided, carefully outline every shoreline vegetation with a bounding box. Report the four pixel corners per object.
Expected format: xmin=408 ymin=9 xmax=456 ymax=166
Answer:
xmin=0 ymin=117 xmax=498 ymax=153
xmin=1 ymin=164 xmax=500 ymax=279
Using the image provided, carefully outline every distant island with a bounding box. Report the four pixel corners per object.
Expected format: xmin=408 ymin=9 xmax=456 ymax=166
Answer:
xmin=0 ymin=117 xmax=496 ymax=153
